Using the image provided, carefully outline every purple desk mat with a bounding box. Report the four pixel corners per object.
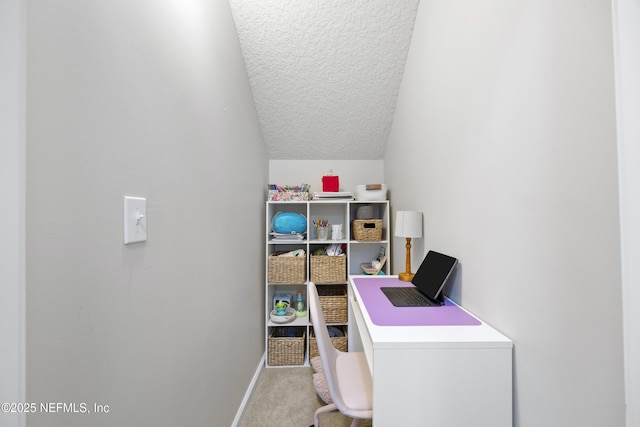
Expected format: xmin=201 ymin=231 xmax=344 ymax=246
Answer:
xmin=353 ymin=277 xmax=481 ymax=326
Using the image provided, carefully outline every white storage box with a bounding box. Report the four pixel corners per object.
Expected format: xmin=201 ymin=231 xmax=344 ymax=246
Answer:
xmin=354 ymin=184 xmax=387 ymax=201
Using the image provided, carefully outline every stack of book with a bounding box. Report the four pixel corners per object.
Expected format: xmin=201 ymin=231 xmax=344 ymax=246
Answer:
xmin=270 ymin=232 xmax=306 ymax=241
xmin=312 ymin=191 xmax=354 ymax=200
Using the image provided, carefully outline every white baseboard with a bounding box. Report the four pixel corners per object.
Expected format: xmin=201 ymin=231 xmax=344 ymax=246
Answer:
xmin=231 ymin=352 xmax=265 ymax=427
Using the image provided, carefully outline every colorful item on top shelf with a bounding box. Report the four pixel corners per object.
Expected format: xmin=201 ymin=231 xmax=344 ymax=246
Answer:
xmin=322 ymin=173 xmax=339 ymax=192
xmin=268 ymin=184 xmax=310 ymax=201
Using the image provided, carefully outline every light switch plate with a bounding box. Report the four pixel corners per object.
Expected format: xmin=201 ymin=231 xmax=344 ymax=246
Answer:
xmin=124 ymin=196 xmax=147 ymax=244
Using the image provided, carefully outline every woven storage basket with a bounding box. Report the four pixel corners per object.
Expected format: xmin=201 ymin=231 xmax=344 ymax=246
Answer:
xmin=310 ymin=255 xmax=346 ymax=284
xmin=268 ymin=327 xmax=306 ymax=366
xmin=314 ymin=285 xmax=348 ymax=324
xmin=309 ymin=326 xmax=348 ymax=359
xmin=268 ymin=252 xmax=306 ymax=284
xmin=352 ymin=219 xmax=382 ymax=241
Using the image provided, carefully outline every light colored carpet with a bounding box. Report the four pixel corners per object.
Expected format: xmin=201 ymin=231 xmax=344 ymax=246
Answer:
xmin=237 ymin=366 xmax=372 ymax=427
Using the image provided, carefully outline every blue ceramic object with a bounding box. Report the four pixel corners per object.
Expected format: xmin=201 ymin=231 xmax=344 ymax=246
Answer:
xmin=271 ymin=212 xmax=307 ymax=234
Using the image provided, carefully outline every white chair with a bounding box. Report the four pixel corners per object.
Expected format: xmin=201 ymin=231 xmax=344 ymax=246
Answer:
xmin=308 ymin=282 xmax=373 ymax=427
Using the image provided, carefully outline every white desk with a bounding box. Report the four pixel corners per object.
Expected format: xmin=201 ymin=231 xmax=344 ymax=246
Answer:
xmin=348 ymin=275 xmax=513 ymax=427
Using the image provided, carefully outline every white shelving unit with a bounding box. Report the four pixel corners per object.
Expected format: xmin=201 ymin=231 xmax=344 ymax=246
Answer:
xmin=265 ymin=199 xmax=390 ymax=368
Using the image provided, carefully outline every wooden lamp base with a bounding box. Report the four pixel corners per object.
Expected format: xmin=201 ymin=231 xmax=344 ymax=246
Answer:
xmin=399 ymin=237 xmax=415 ymax=282
xmin=398 ymin=271 xmax=415 ymax=282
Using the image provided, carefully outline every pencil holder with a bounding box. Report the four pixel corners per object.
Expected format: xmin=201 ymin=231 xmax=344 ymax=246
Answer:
xmin=317 ymin=225 xmax=329 ymax=241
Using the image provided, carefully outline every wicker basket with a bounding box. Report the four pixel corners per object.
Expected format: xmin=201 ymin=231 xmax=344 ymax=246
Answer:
xmin=268 ymin=253 xmax=306 ymax=284
xmin=268 ymin=327 xmax=306 ymax=366
xmin=313 ymin=285 xmax=348 ymax=324
xmin=352 ymin=219 xmax=382 ymax=241
xmin=310 ymin=255 xmax=346 ymax=284
xmin=309 ymin=326 xmax=348 ymax=359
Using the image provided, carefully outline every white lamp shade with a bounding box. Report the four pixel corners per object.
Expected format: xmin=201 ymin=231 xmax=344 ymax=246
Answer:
xmin=395 ymin=211 xmax=423 ymax=238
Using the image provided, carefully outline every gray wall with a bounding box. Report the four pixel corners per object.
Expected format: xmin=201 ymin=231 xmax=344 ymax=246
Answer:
xmin=26 ymin=1 xmax=267 ymax=426
xmin=0 ymin=1 xmax=25 ymax=427
xmin=613 ymin=0 xmax=640 ymax=424
xmin=385 ymin=1 xmax=625 ymax=426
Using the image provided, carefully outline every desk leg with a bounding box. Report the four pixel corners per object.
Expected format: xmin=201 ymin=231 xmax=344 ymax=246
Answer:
xmin=348 ymin=295 xmax=363 ymax=352
xmin=348 ymin=291 xmax=374 ymax=376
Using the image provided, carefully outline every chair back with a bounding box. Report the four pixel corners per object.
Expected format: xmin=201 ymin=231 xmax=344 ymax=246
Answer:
xmin=308 ymin=282 xmax=348 ymax=412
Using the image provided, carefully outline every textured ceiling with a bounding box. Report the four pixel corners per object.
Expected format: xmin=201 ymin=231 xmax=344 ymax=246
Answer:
xmin=229 ymin=0 xmax=419 ymax=160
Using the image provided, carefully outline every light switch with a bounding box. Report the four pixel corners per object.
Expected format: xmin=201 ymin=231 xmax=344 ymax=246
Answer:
xmin=124 ymin=196 xmax=147 ymax=244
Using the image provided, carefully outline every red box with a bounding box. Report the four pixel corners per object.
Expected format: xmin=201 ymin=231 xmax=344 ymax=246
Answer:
xmin=322 ymin=175 xmax=339 ymax=192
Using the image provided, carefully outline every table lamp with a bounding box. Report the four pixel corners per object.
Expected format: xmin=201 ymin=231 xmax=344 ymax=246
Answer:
xmin=395 ymin=211 xmax=423 ymax=281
